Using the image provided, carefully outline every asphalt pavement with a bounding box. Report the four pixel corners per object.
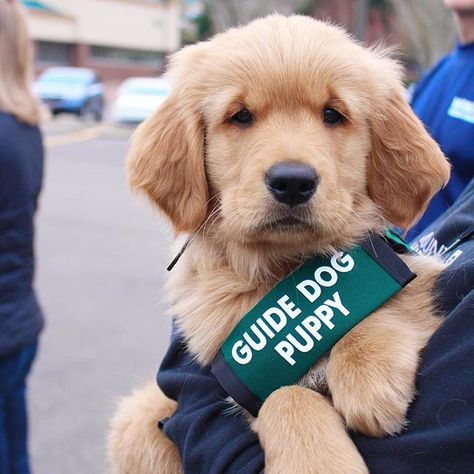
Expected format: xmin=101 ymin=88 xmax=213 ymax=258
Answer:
xmin=29 ymin=117 xmax=173 ymax=474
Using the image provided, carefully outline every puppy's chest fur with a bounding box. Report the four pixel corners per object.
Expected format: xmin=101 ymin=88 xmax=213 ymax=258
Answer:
xmin=171 ymin=252 xmax=444 ymax=398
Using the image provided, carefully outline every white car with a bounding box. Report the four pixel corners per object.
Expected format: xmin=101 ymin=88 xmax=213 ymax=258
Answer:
xmin=111 ymin=77 xmax=170 ymax=124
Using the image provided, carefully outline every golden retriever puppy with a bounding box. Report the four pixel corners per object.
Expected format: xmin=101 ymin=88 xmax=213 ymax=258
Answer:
xmin=109 ymin=15 xmax=450 ymax=474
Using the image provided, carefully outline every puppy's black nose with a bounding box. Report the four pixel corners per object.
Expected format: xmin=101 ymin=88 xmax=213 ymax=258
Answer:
xmin=265 ymin=163 xmax=318 ymax=207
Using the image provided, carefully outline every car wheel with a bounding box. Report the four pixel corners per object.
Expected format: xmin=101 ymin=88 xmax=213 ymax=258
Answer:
xmin=79 ymin=100 xmax=94 ymax=122
xmin=93 ymin=98 xmax=104 ymax=122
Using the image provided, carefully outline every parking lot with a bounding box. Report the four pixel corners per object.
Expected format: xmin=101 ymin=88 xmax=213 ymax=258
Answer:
xmin=29 ymin=116 xmax=173 ymax=473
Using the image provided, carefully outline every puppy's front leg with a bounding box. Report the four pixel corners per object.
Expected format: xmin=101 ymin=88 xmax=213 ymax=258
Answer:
xmin=253 ymin=386 xmax=368 ymax=474
xmin=327 ymin=308 xmax=439 ymax=438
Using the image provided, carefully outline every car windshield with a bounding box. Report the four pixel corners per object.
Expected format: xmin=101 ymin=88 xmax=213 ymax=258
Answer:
xmin=125 ymin=85 xmax=168 ymax=96
xmin=38 ymin=73 xmax=91 ymax=85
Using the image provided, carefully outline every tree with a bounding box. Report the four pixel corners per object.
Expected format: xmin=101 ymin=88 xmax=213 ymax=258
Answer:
xmin=205 ymin=0 xmax=307 ymax=32
xmin=354 ymin=0 xmax=369 ymax=41
xmin=391 ymin=0 xmax=456 ymax=69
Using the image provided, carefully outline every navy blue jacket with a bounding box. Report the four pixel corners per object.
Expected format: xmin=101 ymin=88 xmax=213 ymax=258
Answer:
xmin=409 ymin=41 xmax=474 ymax=238
xmin=0 ymin=113 xmax=44 ymax=357
xmin=158 ymin=180 xmax=474 ymax=473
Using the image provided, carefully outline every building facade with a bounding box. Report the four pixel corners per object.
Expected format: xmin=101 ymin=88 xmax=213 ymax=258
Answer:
xmin=22 ymin=0 xmax=182 ymax=81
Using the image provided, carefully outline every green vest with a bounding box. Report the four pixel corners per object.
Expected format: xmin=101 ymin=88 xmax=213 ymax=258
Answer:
xmin=211 ymin=232 xmax=415 ymax=416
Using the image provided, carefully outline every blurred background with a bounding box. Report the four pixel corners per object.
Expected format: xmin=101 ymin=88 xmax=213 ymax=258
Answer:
xmin=22 ymin=1 xmax=457 ymax=473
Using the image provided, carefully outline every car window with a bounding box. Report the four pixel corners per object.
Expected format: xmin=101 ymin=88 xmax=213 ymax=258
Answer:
xmin=38 ymin=72 xmax=92 ymax=85
xmin=125 ymin=86 xmax=168 ymax=96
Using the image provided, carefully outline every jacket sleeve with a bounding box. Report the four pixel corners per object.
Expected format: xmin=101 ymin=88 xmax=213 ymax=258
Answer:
xmin=354 ymin=196 xmax=474 ymax=473
xmin=159 ymin=263 xmax=474 ymax=474
xmin=353 ymin=290 xmax=474 ymax=473
xmin=157 ymin=184 xmax=474 ymax=473
xmin=157 ymin=330 xmax=264 ymax=474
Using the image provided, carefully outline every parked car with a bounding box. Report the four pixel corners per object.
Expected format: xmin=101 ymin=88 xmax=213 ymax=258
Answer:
xmin=34 ymin=67 xmax=105 ymax=121
xmin=111 ymin=77 xmax=170 ymax=125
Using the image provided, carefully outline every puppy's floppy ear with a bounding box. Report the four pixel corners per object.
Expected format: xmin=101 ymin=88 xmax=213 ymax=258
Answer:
xmin=367 ymin=81 xmax=450 ymax=231
xmin=127 ymin=45 xmax=208 ymax=233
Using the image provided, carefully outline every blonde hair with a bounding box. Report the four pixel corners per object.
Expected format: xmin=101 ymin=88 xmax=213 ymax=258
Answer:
xmin=0 ymin=0 xmax=40 ymax=124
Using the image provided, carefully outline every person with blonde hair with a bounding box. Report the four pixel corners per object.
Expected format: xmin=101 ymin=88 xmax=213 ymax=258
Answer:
xmin=0 ymin=1 xmax=44 ymax=472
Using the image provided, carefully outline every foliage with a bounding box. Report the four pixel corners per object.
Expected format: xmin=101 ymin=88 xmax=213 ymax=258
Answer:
xmin=193 ymin=10 xmax=212 ymax=41
xmin=370 ymin=0 xmax=391 ymax=12
xmin=297 ymin=0 xmax=318 ymax=15
xmin=204 ymin=0 xmax=307 ymax=32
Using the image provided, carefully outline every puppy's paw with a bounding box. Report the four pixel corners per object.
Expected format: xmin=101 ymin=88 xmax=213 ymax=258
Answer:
xmin=254 ymin=386 xmax=369 ymax=474
xmin=327 ymin=351 xmax=417 ymax=437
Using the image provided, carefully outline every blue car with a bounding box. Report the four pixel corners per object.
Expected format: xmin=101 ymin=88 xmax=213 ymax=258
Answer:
xmin=34 ymin=67 xmax=105 ymax=121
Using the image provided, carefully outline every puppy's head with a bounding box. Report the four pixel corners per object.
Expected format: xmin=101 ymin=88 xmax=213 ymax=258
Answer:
xmin=128 ymin=15 xmax=449 ymax=252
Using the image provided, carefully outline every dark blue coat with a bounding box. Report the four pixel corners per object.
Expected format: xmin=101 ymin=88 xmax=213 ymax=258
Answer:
xmin=158 ymin=180 xmax=474 ymax=474
xmin=0 ymin=113 xmax=44 ymax=357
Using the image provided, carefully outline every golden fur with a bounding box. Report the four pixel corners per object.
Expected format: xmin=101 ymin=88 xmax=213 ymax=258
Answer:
xmin=109 ymin=383 xmax=180 ymax=474
xmin=109 ymin=15 xmax=450 ymax=473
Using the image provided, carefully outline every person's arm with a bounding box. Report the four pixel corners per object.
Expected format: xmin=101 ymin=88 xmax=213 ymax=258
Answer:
xmin=353 ymin=289 xmax=474 ymax=473
xmin=158 ymin=330 xmax=264 ymax=474
xmin=159 ymin=286 xmax=474 ymax=474
xmin=0 ymin=114 xmax=43 ymax=209
xmin=360 ymin=188 xmax=474 ymax=471
xmin=158 ymin=182 xmax=474 ymax=473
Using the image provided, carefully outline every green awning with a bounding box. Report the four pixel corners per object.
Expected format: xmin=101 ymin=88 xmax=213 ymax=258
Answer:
xmin=21 ymin=0 xmax=55 ymax=12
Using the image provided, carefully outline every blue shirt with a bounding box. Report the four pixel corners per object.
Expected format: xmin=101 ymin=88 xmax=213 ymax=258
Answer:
xmin=409 ymin=42 xmax=474 ymax=237
xmin=158 ymin=180 xmax=474 ymax=474
xmin=0 ymin=113 xmax=44 ymax=356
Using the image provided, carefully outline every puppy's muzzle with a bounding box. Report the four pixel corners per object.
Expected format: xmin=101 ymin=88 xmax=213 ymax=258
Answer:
xmin=265 ymin=162 xmax=318 ymax=207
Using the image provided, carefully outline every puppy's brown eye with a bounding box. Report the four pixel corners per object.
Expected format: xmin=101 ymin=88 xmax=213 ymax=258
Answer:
xmin=232 ymin=109 xmax=253 ymax=126
xmin=323 ymin=107 xmax=344 ymax=126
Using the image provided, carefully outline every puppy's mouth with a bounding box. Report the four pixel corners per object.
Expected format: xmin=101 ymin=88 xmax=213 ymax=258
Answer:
xmin=257 ymin=215 xmax=313 ymax=232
